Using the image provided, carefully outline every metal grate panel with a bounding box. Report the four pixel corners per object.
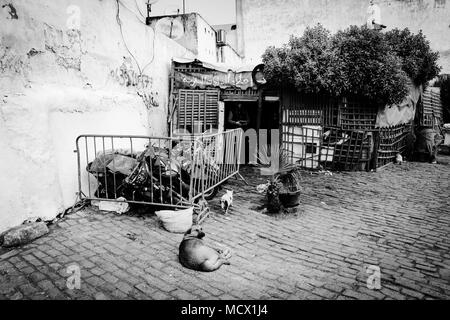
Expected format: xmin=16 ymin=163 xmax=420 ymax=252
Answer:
xmin=420 ymin=88 xmax=443 ymax=128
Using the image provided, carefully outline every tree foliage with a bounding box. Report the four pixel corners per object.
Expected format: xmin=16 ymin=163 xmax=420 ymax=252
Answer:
xmin=385 ymin=28 xmax=441 ymax=86
xmin=263 ymin=25 xmax=344 ymax=95
xmin=332 ymin=25 xmax=409 ymax=105
xmin=262 ymin=24 xmax=441 ymax=106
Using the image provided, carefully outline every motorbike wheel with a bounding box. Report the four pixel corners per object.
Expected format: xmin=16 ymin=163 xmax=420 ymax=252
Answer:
xmin=203 ymin=186 xmax=219 ymax=200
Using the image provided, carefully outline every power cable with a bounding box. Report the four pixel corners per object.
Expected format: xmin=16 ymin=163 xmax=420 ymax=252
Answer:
xmin=115 ymin=0 xmax=156 ymax=76
xmin=141 ymin=29 xmax=156 ymax=73
xmin=118 ymin=0 xmax=146 ymax=24
xmin=134 ymin=0 xmax=146 ymax=18
xmin=116 ymin=0 xmax=143 ymax=74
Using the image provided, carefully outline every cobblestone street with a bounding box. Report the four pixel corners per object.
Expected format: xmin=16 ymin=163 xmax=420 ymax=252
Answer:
xmin=1 ymin=156 xmax=449 ymax=300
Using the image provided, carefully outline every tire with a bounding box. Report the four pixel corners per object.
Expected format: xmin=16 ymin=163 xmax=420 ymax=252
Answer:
xmin=203 ymin=186 xmax=219 ymax=200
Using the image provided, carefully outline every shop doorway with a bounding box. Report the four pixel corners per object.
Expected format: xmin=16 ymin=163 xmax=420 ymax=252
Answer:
xmin=258 ymin=100 xmax=280 ymax=164
xmin=224 ymin=101 xmax=258 ymax=164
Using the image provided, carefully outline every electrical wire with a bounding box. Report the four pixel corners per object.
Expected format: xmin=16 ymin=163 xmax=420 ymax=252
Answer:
xmin=134 ymin=0 xmax=146 ymax=18
xmin=141 ymin=28 xmax=157 ymax=74
xmin=115 ymin=0 xmax=156 ymax=76
xmin=116 ymin=0 xmax=143 ymax=74
xmin=118 ymin=0 xmax=146 ymax=24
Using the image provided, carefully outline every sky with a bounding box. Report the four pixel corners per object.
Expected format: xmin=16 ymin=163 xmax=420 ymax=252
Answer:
xmin=150 ymin=0 xmax=236 ymax=25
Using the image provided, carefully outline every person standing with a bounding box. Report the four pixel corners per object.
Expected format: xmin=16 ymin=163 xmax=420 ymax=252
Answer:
xmin=226 ymin=103 xmax=250 ymax=129
xmin=367 ymin=0 xmax=385 ymax=30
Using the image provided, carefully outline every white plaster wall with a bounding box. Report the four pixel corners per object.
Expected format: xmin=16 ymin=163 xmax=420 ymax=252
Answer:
xmin=149 ymin=13 xmax=200 ymax=56
xmin=148 ymin=13 xmax=244 ymax=67
xmin=221 ymin=45 xmax=245 ymax=68
xmin=0 ymin=0 xmax=193 ymax=233
xmin=196 ymin=14 xmax=219 ymax=64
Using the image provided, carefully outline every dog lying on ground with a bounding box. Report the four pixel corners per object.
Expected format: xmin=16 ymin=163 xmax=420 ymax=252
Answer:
xmin=178 ymin=225 xmax=232 ymax=272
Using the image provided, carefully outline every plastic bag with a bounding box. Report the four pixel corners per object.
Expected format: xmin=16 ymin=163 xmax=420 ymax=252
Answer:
xmin=155 ymin=207 xmax=193 ymax=233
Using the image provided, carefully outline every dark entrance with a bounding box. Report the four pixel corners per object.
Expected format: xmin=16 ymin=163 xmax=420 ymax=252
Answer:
xmin=224 ymin=101 xmax=258 ymax=164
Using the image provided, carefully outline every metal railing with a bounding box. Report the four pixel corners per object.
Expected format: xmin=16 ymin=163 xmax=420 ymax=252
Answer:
xmin=75 ymin=129 xmax=243 ymax=209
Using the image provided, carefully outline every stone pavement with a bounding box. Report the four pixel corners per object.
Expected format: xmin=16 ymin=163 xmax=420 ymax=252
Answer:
xmin=1 ymin=156 xmax=449 ymax=300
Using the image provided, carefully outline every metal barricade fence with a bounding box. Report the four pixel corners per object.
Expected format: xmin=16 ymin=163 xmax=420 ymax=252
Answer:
xmin=188 ymin=128 xmax=243 ymax=201
xmin=75 ymin=129 xmax=243 ymax=209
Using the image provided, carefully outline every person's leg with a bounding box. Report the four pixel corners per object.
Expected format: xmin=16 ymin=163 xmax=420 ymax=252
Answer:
xmin=430 ymin=146 xmax=438 ymax=163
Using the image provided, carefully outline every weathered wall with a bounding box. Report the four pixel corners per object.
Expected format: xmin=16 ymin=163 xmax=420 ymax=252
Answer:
xmin=0 ymin=0 xmax=193 ymax=233
xmin=196 ymin=13 xmax=220 ymax=64
xmin=221 ymin=45 xmax=245 ymax=67
xmin=149 ymin=12 xmax=244 ymax=67
xmin=240 ymin=0 xmax=450 ymax=73
xmin=213 ymin=24 xmax=239 ymax=52
xmin=149 ymin=13 xmax=244 ymax=67
xmin=149 ymin=13 xmax=199 ymax=55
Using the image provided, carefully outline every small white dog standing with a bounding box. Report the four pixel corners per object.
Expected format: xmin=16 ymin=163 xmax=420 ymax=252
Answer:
xmin=395 ymin=153 xmax=403 ymax=165
xmin=220 ymin=190 xmax=233 ymax=214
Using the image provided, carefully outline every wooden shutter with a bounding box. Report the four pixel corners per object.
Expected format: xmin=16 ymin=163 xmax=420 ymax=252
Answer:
xmin=177 ymin=89 xmax=220 ymax=132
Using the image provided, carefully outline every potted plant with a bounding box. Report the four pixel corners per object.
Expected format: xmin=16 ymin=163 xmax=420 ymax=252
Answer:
xmin=258 ymin=146 xmax=302 ymax=212
xmin=265 ymin=175 xmax=283 ymax=213
xmin=276 ymin=169 xmax=302 ymax=208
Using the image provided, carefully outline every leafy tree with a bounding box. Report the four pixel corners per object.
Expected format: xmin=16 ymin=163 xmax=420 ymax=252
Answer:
xmin=385 ymin=28 xmax=441 ymax=86
xmin=262 ymin=25 xmax=441 ymax=106
xmin=262 ymin=45 xmax=291 ymax=88
xmin=332 ymin=25 xmax=409 ymax=105
xmin=263 ymin=24 xmax=345 ymax=95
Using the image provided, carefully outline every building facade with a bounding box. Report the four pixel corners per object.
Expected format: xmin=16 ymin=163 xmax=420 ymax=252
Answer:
xmin=148 ymin=13 xmax=244 ymax=67
xmin=0 ymin=0 xmax=249 ymax=233
xmin=237 ymin=0 xmax=450 ymax=73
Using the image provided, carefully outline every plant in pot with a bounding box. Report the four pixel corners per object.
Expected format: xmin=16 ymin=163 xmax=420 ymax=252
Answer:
xmin=258 ymin=146 xmax=302 ymax=213
xmin=265 ymin=175 xmax=283 ymax=213
xmin=276 ymin=169 xmax=302 ymax=208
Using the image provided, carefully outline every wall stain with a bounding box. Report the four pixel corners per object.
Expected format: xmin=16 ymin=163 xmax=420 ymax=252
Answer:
xmin=43 ymin=24 xmax=84 ymax=71
xmin=434 ymin=0 xmax=446 ymax=8
xmin=0 ymin=45 xmax=30 ymax=76
xmin=137 ymin=91 xmax=159 ymax=109
xmin=110 ymin=57 xmax=160 ymax=109
xmin=27 ymin=48 xmax=43 ymax=58
xmin=1 ymin=3 xmax=18 ymax=19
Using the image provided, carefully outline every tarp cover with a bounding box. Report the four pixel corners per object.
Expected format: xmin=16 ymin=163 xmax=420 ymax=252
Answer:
xmin=173 ymin=57 xmax=258 ymax=90
xmin=376 ymin=84 xmax=422 ymax=128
